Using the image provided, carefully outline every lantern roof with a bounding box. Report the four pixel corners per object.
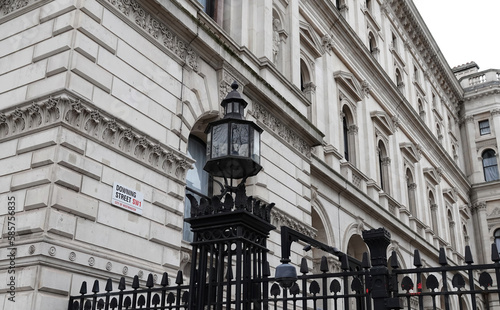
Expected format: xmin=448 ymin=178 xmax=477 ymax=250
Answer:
xmin=221 ymin=82 xmax=247 ymax=120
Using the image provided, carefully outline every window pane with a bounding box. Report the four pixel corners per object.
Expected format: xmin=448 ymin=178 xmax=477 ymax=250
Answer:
xmin=231 ymin=123 xmax=249 ymax=156
xmin=186 ymin=137 xmax=209 ymax=193
xmin=479 ymin=120 xmax=490 ymax=135
xmin=184 ymin=136 xmax=210 ymax=242
xmin=212 ymin=124 xmax=228 ymax=158
xmin=485 ymin=166 xmax=499 ymax=182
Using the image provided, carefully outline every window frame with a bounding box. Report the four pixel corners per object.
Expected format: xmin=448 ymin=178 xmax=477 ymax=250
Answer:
xmin=482 ymin=149 xmax=499 ymax=182
xmin=479 ymin=119 xmax=491 ymax=136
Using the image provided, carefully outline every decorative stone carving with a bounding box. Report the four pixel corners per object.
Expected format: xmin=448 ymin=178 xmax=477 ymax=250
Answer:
xmin=348 ymin=124 xmax=358 ymax=134
xmin=361 ymin=80 xmax=370 ymax=98
xmin=391 ymin=116 xmax=400 ymax=130
xmin=381 ymin=157 xmax=391 ymax=166
xmin=475 ymin=201 xmax=487 ymax=211
xmin=271 ymin=209 xmax=317 ymax=239
xmin=0 ymin=95 xmax=193 ymax=182
xmin=219 ymin=70 xmax=244 ymax=103
xmin=251 ymin=103 xmax=312 ymax=158
xmin=88 ymin=257 xmax=95 ymax=266
xmin=104 ymin=0 xmax=198 ymax=71
xmin=322 ymin=34 xmax=334 ymax=51
xmin=48 ymin=246 xmax=56 ymax=256
xmin=69 ymin=252 xmax=76 ymax=261
xmin=0 ymin=0 xmax=32 ymax=16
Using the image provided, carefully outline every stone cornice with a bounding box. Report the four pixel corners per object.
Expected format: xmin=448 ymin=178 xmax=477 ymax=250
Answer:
xmin=387 ymin=0 xmax=463 ymax=103
xmin=0 ymin=94 xmax=193 ymax=183
xmin=100 ymin=0 xmax=199 ymax=71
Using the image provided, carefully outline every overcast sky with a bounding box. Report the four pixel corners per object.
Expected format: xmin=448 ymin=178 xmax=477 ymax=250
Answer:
xmin=412 ymin=0 xmax=500 ymax=71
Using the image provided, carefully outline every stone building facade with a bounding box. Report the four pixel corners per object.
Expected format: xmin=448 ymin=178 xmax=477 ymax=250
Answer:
xmin=0 ymin=0 xmax=497 ymax=309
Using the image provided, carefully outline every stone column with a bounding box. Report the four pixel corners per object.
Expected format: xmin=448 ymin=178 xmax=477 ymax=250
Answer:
xmin=472 ymin=201 xmax=490 ymax=264
xmin=462 ymin=115 xmax=476 ymax=179
xmin=348 ymin=124 xmax=358 ymax=166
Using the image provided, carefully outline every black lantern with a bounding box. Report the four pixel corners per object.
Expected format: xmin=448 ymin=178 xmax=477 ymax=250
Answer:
xmin=204 ymin=82 xmax=263 ymax=181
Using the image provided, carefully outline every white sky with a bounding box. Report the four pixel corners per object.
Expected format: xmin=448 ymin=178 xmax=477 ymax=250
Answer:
xmin=412 ymin=0 xmax=500 ymax=71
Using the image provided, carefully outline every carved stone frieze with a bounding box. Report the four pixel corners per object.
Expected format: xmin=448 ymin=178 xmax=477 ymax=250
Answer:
xmin=0 ymin=0 xmax=33 ymax=16
xmin=218 ymin=69 xmax=245 ymax=103
xmin=0 ymin=95 xmax=192 ymax=181
xmin=271 ymin=209 xmax=317 ymax=238
xmin=103 ymin=0 xmax=198 ymax=71
xmin=250 ymin=103 xmax=312 ymax=158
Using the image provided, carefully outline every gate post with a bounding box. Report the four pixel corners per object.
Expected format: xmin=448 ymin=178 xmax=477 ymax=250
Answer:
xmin=363 ymin=228 xmax=401 ymax=310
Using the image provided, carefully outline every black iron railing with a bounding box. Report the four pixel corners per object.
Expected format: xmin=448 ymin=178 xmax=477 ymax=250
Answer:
xmin=68 ymin=272 xmax=189 ymax=310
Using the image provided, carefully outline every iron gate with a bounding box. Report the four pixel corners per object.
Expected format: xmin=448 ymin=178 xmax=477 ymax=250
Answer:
xmin=68 ymin=187 xmax=500 ymax=309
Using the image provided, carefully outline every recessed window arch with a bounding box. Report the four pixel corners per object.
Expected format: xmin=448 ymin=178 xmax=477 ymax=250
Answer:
xmin=436 ymin=123 xmax=443 ymax=143
xmin=395 ymin=68 xmax=404 ymax=91
xmin=406 ymin=168 xmax=417 ymax=215
xmin=365 ymin=0 xmax=372 ymax=12
xmin=428 ymin=190 xmax=439 ymax=234
xmin=377 ymin=140 xmax=390 ymax=193
xmin=300 ymin=59 xmax=311 ymax=92
xmin=342 ymin=105 xmax=357 ymax=164
xmin=417 ymin=98 xmax=425 ymax=120
xmin=368 ymin=31 xmax=378 ymax=57
xmin=482 ymin=149 xmax=499 ymax=182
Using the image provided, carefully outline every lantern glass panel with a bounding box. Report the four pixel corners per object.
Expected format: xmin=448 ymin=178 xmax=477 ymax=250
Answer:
xmin=226 ymin=102 xmax=232 ymax=114
xmin=252 ymin=128 xmax=260 ymax=163
xmin=211 ymin=123 xmax=228 ymax=158
xmin=231 ymin=123 xmax=249 ymax=157
xmin=206 ymin=130 xmax=211 ymax=158
xmin=233 ymin=102 xmax=239 ymax=114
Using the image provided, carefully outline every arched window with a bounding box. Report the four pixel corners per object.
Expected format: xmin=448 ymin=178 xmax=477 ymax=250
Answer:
xmin=183 ymin=135 xmax=211 ymax=241
xmin=417 ymin=98 xmax=425 ymax=120
xmin=343 ymin=112 xmax=349 ymax=160
xmin=395 ymin=68 xmax=404 ymax=91
xmin=300 ymin=59 xmax=310 ymax=92
xmin=366 ymin=0 xmax=372 ymax=11
xmin=495 ymin=229 xmax=500 ymax=253
xmin=368 ymin=32 xmax=378 ymax=57
xmin=482 ymin=149 xmax=499 ymax=182
xmin=406 ymin=168 xmax=417 ymax=215
xmin=378 ymin=140 xmax=390 ymax=193
xmin=342 ymin=106 xmax=356 ymax=164
xmin=463 ymin=225 xmax=469 ymax=246
xmin=436 ymin=124 xmax=443 ymax=143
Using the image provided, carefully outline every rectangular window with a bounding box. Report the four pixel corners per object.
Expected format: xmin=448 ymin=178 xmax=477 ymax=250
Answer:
xmin=479 ymin=120 xmax=491 ymax=135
